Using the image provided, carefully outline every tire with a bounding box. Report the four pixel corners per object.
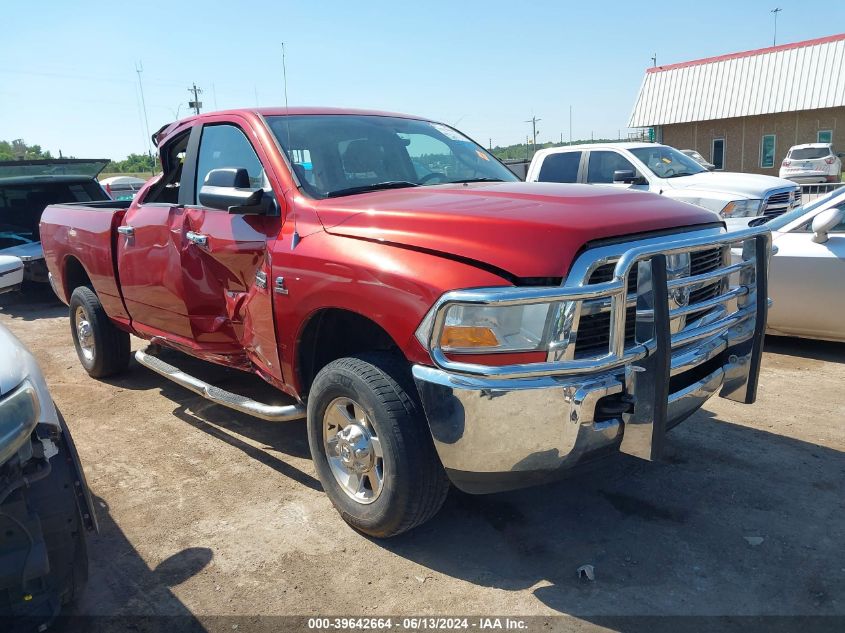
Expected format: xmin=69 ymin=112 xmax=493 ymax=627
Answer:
xmin=69 ymin=286 xmax=130 ymax=378
xmin=306 ymin=353 xmax=449 ymax=537
xmin=25 ymin=431 xmax=89 ymax=608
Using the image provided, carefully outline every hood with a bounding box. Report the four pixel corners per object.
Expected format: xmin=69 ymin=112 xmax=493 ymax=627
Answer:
xmin=315 ymin=182 xmax=720 ymax=278
xmin=0 ymin=241 xmax=43 ymax=261
xmin=663 ymin=171 xmax=796 ymax=198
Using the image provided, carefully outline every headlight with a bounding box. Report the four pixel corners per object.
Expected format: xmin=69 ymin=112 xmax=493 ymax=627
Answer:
xmin=0 ymin=380 xmax=40 ymax=463
xmin=416 ymin=300 xmax=560 ymax=353
xmin=721 ymin=199 xmax=763 ymax=218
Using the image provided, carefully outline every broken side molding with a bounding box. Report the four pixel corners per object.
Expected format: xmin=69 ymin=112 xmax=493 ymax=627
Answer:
xmin=134 ymin=349 xmax=306 ymax=422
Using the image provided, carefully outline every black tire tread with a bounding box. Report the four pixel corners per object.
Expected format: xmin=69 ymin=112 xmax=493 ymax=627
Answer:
xmin=69 ymin=286 xmax=130 ymax=378
xmin=309 ymin=353 xmax=449 ymax=537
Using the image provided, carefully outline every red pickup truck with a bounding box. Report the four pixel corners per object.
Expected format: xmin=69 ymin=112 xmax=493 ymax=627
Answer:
xmin=40 ymin=108 xmax=771 ymax=537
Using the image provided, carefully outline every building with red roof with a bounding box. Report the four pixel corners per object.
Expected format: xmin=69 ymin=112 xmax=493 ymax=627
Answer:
xmin=629 ymin=33 xmax=845 ymax=175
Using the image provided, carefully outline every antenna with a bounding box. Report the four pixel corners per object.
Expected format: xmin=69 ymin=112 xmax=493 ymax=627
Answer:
xmin=135 ymin=61 xmax=153 ymax=163
xmin=282 ymin=42 xmax=300 ymax=250
xmin=770 ymin=7 xmax=782 ymax=46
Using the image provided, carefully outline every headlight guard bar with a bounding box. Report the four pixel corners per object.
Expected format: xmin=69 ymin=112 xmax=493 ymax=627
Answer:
xmin=424 ymin=226 xmax=772 ymax=382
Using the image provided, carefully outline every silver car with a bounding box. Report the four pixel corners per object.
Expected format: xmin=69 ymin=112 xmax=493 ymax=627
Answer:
xmin=733 ymin=187 xmax=845 ymax=341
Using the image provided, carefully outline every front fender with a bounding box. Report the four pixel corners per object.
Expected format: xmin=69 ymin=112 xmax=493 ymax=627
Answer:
xmin=270 ymin=230 xmax=510 ymax=394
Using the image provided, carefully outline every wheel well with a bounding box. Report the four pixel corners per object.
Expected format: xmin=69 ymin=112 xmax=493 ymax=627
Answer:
xmin=64 ymin=257 xmax=92 ymax=295
xmin=298 ymin=309 xmax=401 ymax=395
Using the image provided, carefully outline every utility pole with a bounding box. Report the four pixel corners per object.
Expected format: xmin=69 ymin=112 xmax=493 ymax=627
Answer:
xmin=188 ymin=83 xmax=203 ymax=115
xmin=135 ymin=62 xmax=153 ymax=163
xmin=524 ymin=115 xmax=541 ymax=156
xmin=771 ymin=8 xmax=782 ymax=46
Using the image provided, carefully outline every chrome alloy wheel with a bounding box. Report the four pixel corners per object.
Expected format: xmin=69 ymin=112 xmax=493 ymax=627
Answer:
xmin=74 ymin=306 xmax=95 ymax=363
xmin=322 ymin=397 xmax=384 ymax=504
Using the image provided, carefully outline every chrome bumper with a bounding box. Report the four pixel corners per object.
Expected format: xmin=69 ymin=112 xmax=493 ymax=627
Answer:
xmin=413 ymin=327 xmax=749 ymax=493
xmin=413 ymin=228 xmax=770 ymax=493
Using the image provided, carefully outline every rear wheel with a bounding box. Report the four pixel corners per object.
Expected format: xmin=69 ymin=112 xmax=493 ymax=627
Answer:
xmin=69 ymin=286 xmax=130 ymax=378
xmin=306 ymin=353 xmax=449 ymax=537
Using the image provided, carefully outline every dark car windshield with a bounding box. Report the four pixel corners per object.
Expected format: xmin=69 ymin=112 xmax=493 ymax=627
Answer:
xmin=630 ymin=146 xmax=707 ymax=178
xmin=789 ymin=147 xmax=830 ymax=160
xmin=266 ymin=115 xmax=518 ymax=199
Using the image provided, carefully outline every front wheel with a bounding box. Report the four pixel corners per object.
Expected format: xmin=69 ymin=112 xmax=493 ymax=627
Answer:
xmin=69 ymin=286 xmax=130 ymax=378
xmin=306 ymin=354 xmax=449 ymax=537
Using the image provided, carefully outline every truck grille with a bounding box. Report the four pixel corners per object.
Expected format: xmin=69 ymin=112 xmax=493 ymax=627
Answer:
xmin=575 ymin=247 xmax=724 ymax=358
xmin=762 ymin=188 xmax=800 ymax=219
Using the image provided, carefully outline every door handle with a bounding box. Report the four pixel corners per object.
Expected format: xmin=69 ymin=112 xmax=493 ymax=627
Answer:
xmin=117 ymin=225 xmax=135 ymax=237
xmin=186 ymin=231 xmax=208 ymax=247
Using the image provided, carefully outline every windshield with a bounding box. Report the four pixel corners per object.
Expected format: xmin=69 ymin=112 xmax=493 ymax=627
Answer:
xmin=266 ymin=115 xmax=518 ymax=199
xmin=629 ymin=146 xmax=707 ymax=178
xmin=765 ymin=187 xmax=845 ymax=231
xmin=789 ymin=147 xmax=830 ymax=160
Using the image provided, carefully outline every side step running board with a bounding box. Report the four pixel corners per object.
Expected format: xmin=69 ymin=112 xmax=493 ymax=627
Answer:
xmin=135 ymin=349 xmax=306 ymax=422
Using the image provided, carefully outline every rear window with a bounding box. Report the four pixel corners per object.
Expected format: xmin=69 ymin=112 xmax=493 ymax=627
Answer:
xmin=537 ymin=152 xmax=581 ymax=183
xmin=789 ymin=147 xmax=830 ymax=160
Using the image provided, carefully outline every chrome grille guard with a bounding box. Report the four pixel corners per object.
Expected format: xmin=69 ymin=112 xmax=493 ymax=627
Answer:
xmin=424 ymin=226 xmax=772 ymax=398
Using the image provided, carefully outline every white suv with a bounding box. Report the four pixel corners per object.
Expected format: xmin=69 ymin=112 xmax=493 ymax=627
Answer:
xmin=779 ymin=143 xmax=843 ymax=184
xmin=527 ymin=142 xmax=801 ymax=225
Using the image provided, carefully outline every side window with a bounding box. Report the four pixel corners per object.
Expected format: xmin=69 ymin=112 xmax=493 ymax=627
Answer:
xmin=536 ymin=152 xmax=581 ymax=183
xmin=195 ymin=124 xmax=268 ymax=204
xmin=586 ymin=151 xmax=637 ymax=184
xmin=143 ymin=131 xmax=189 ymax=205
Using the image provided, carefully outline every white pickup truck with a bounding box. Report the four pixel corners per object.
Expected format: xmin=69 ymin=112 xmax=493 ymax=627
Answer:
xmin=527 ymin=142 xmax=801 ymax=225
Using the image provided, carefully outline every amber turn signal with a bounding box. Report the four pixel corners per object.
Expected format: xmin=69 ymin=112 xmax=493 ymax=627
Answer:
xmin=440 ymin=325 xmax=500 ymax=349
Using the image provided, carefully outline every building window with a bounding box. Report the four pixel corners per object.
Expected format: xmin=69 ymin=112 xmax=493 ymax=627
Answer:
xmin=711 ymin=138 xmax=725 ymax=170
xmin=818 ymin=130 xmax=833 ymax=144
xmin=760 ymin=134 xmax=776 ymax=168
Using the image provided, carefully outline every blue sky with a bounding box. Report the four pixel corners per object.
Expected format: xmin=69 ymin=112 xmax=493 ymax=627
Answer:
xmin=2 ymin=0 xmax=842 ymax=160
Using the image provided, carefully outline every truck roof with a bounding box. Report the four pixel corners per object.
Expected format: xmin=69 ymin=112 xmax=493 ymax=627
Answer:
xmin=166 ymin=106 xmax=424 ymax=127
xmin=538 ymin=142 xmax=662 ymax=153
xmin=153 ymin=107 xmax=431 ymax=146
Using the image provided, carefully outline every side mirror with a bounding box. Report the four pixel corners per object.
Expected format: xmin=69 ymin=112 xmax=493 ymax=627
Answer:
xmin=613 ymin=169 xmax=644 ymax=184
xmin=811 ymin=207 xmax=845 ymax=244
xmin=198 ymin=167 xmax=271 ymax=215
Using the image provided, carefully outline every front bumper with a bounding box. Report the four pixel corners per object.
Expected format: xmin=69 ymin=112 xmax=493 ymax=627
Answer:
xmin=413 ymin=228 xmax=770 ymax=494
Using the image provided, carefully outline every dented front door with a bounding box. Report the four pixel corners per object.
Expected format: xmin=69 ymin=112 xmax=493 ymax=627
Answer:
xmin=179 ymin=119 xmax=284 ymax=381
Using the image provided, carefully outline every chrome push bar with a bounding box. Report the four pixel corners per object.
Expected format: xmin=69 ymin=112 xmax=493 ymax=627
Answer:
xmin=425 ymin=226 xmax=772 ymax=383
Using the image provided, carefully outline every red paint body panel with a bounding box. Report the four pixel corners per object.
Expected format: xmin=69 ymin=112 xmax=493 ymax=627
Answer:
xmin=40 ymin=204 xmax=129 ymax=320
xmin=316 ymin=182 xmax=719 ymax=278
xmin=40 ymin=108 xmax=722 ymax=401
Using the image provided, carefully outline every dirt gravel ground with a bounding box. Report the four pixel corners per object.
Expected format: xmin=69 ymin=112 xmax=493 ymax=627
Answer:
xmin=1 ymin=286 xmax=844 ymax=631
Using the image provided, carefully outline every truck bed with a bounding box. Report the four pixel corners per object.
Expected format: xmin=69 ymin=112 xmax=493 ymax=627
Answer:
xmin=40 ymin=200 xmax=134 ymax=321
